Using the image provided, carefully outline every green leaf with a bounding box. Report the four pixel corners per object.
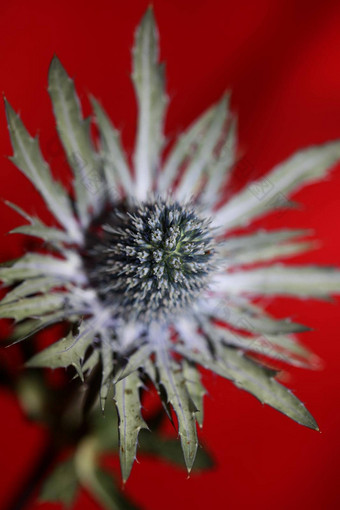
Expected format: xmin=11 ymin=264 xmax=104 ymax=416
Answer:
xmin=155 ymin=345 xmax=198 ymax=472
xmin=213 ymin=141 xmax=340 ymax=230
xmin=113 ymin=344 xmax=152 ymax=383
xmin=87 ymin=467 xmax=138 ymax=510
xmin=200 ymin=116 xmax=237 ymax=205
xmin=91 ymin=97 xmax=133 ymax=199
xmin=177 ymin=345 xmax=318 ymax=430
xmin=217 ymin=265 xmax=340 ymax=298
xmin=75 ymin=438 xmax=137 ymax=510
xmin=206 ymin=299 xmax=310 ymax=334
xmin=0 ymin=252 xmax=82 ymax=285
xmin=4 ymin=99 xmax=81 ymax=242
xmin=100 ymin=341 xmax=113 ymax=411
xmin=132 ymin=6 xmax=168 ymax=200
xmin=11 ymin=223 xmax=72 ymax=243
xmin=8 ymin=312 xmax=66 ymax=344
xmin=0 ymin=294 xmax=65 ymax=321
xmin=203 ymin=320 xmax=314 ymax=368
xmin=158 ymin=104 xmax=217 ymax=192
xmin=6 ymin=200 xmax=72 ymax=244
xmin=176 ymin=94 xmax=229 ymax=201
xmin=218 ymin=231 xmax=316 ymax=266
xmin=182 ymin=360 xmax=205 ymax=427
xmin=26 ymin=321 xmax=95 ymax=378
xmin=39 ymin=458 xmax=78 ymax=507
xmin=138 ymin=430 xmax=214 ymax=470
xmin=114 ymin=370 xmax=148 ymax=483
xmin=1 ymin=277 xmax=60 ymax=305
xmin=48 ymin=56 xmax=103 ymax=226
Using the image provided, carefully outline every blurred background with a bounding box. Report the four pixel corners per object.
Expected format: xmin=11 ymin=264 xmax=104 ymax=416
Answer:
xmin=0 ymin=0 xmax=340 ymax=508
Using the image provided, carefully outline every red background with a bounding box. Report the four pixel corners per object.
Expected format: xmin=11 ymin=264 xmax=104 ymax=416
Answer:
xmin=1 ymin=0 xmax=340 ymax=509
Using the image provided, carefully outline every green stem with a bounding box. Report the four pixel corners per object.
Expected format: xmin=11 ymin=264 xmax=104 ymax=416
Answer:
xmin=6 ymin=438 xmax=58 ymax=510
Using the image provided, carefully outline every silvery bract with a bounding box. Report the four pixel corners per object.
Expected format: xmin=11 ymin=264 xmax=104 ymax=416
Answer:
xmin=2 ymin=7 xmax=340 ymax=482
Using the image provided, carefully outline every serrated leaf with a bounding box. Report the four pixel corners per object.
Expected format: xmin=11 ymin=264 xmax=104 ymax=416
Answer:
xmin=155 ymin=345 xmax=198 ymax=472
xmin=26 ymin=321 xmax=96 ymax=378
xmin=200 ymin=116 xmax=237 ymax=205
xmin=213 ymin=141 xmax=340 ymax=230
xmin=205 ymin=299 xmax=310 ymax=334
xmin=100 ymin=341 xmax=113 ymax=411
xmin=6 ymin=200 xmax=72 ymax=245
xmin=39 ymin=458 xmax=78 ymax=507
xmin=1 ymin=277 xmax=60 ymax=305
xmin=176 ymin=344 xmax=318 ymax=430
xmin=218 ymin=229 xmax=315 ymax=266
xmin=203 ymin=320 xmax=313 ymax=368
xmin=0 ymin=252 xmax=82 ymax=286
xmin=48 ymin=56 xmax=103 ymax=226
xmin=10 ymin=223 xmax=72 ymax=244
xmin=8 ymin=312 xmax=66 ymax=344
xmin=0 ymin=294 xmax=65 ymax=321
xmin=4 ymin=99 xmax=81 ymax=242
xmin=215 ymin=265 xmax=340 ymax=298
xmin=182 ymin=360 xmax=205 ymax=427
xmin=158 ymin=104 xmax=217 ymax=192
xmin=91 ymin=97 xmax=133 ymax=199
xmin=132 ymin=7 xmax=168 ymax=200
xmin=82 ymin=349 xmax=100 ymax=375
xmin=114 ymin=370 xmax=148 ymax=483
xmin=113 ymin=343 xmax=152 ymax=383
xmin=175 ymin=94 xmax=229 ymax=201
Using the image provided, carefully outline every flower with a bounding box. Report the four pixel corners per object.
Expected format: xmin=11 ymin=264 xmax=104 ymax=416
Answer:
xmin=1 ymin=7 xmax=340 ymax=482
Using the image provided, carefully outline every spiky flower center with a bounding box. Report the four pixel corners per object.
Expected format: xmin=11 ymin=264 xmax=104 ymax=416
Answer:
xmin=84 ymin=200 xmax=215 ymax=322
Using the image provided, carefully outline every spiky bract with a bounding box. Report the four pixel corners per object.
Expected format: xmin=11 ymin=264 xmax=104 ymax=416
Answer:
xmin=2 ymin=6 xmax=340 ymax=482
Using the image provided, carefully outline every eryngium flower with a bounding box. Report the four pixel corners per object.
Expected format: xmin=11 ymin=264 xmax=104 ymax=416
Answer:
xmin=1 ymin=7 xmax=340 ymax=481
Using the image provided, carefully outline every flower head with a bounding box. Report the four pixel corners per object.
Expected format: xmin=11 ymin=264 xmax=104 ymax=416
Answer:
xmin=2 ymin=7 xmax=340 ymax=482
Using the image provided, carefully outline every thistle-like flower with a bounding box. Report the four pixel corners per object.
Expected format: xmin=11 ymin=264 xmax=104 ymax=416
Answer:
xmin=2 ymin=7 xmax=340 ymax=482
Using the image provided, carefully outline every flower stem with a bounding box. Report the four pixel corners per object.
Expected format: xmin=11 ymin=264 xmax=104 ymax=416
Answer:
xmin=5 ymin=438 xmax=58 ymax=510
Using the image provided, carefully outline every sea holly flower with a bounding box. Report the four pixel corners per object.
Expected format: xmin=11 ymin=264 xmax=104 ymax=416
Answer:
xmin=1 ymin=6 xmax=340 ymax=483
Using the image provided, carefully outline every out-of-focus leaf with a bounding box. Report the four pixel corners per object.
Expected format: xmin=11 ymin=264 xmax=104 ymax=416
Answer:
xmin=213 ymin=141 xmax=340 ymax=230
xmin=0 ymin=294 xmax=65 ymax=321
xmin=39 ymin=457 xmax=78 ymax=507
xmin=138 ymin=429 xmax=214 ymax=470
xmin=175 ymin=95 xmax=228 ymax=201
xmin=215 ymin=265 xmax=340 ymax=298
xmin=1 ymin=277 xmax=60 ymax=305
xmin=75 ymin=437 xmax=137 ymax=510
xmin=0 ymin=252 xmax=83 ymax=285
